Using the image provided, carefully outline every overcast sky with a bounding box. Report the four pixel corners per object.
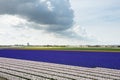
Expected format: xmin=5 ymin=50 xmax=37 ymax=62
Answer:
xmin=0 ymin=0 xmax=120 ymax=45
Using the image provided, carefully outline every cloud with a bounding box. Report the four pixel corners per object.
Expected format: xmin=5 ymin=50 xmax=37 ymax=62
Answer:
xmin=0 ymin=15 xmax=87 ymax=45
xmin=0 ymin=0 xmax=98 ymax=45
xmin=0 ymin=0 xmax=74 ymax=32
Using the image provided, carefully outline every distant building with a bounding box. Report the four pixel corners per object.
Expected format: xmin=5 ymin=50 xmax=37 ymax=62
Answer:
xmin=27 ymin=43 xmax=30 ymax=46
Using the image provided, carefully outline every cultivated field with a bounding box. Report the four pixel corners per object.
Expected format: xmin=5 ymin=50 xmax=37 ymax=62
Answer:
xmin=0 ymin=57 xmax=120 ymax=80
xmin=14 ymin=46 xmax=120 ymax=52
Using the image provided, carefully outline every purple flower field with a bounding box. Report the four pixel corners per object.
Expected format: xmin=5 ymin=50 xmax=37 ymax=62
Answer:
xmin=0 ymin=49 xmax=120 ymax=70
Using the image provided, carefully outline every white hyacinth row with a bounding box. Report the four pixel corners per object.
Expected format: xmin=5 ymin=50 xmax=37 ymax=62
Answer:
xmin=0 ymin=57 xmax=120 ymax=80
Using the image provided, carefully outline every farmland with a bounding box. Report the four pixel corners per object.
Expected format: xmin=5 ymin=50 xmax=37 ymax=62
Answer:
xmin=0 ymin=57 xmax=120 ymax=80
xmin=0 ymin=48 xmax=120 ymax=69
xmin=9 ymin=46 xmax=120 ymax=52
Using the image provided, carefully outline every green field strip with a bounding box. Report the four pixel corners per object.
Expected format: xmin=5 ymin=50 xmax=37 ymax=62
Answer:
xmin=1 ymin=46 xmax=120 ymax=52
xmin=12 ymin=47 xmax=120 ymax=52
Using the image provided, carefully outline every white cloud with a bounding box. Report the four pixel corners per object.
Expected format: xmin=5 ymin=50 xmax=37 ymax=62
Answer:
xmin=0 ymin=0 xmax=119 ymax=45
xmin=0 ymin=0 xmax=97 ymax=45
xmin=70 ymin=0 xmax=120 ymax=45
xmin=0 ymin=0 xmax=74 ymax=32
xmin=0 ymin=15 xmax=89 ymax=45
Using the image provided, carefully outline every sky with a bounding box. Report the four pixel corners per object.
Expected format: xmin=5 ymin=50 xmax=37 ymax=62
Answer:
xmin=0 ymin=0 xmax=120 ymax=45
